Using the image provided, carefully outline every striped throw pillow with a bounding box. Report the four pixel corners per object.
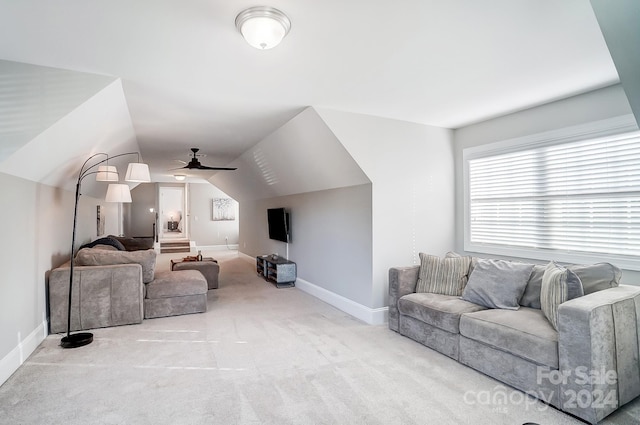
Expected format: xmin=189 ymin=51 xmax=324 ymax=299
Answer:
xmin=416 ymin=253 xmax=472 ymax=296
xmin=540 ymin=261 xmax=584 ymax=330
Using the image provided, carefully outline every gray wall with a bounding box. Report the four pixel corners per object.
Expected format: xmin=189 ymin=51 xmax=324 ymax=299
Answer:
xmin=0 ymin=172 xmax=106 ymax=385
xmin=453 ymin=84 xmax=640 ymax=285
xmin=127 ymin=182 xmax=239 ymax=246
xmin=127 ymin=183 xmax=157 ymax=237
xmin=240 ymin=184 xmax=373 ymax=307
xmin=188 ymin=183 xmax=239 ymax=247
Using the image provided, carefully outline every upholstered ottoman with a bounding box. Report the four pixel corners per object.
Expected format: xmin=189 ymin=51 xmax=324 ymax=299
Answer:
xmin=171 ymin=258 xmax=219 ymax=289
xmin=144 ymin=270 xmax=207 ymax=319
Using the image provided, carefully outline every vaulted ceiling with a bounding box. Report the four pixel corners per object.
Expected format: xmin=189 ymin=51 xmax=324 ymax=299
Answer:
xmin=0 ymin=0 xmax=621 ymax=184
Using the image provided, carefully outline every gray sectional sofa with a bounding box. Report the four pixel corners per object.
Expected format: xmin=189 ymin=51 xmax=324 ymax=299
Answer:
xmin=388 ymin=253 xmax=640 ymax=424
xmin=48 ymin=246 xmax=208 ymax=334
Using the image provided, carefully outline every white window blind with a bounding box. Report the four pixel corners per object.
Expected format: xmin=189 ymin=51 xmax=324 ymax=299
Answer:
xmin=466 ymin=128 xmax=640 ymax=268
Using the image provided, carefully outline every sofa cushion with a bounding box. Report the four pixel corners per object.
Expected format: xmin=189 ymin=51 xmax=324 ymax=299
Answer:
xmin=146 ymin=270 xmax=207 ymax=299
xmin=75 ymin=248 xmax=157 ymax=283
xmin=460 ymin=307 xmax=559 ymax=368
xmin=461 ymin=259 xmax=534 ymax=310
xmin=567 ymin=262 xmax=620 ymax=295
xmin=398 ymin=292 xmax=486 ymax=334
xmin=540 ymin=261 xmax=584 ymax=330
xmin=415 ymin=253 xmax=472 ymax=296
xmin=520 ymin=264 xmax=546 ymax=309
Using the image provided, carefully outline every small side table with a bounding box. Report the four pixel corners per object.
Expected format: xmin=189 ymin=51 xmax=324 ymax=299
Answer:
xmin=256 ymin=255 xmax=296 ymax=288
xmin=171 ymin=257 xmax=219 ymax=289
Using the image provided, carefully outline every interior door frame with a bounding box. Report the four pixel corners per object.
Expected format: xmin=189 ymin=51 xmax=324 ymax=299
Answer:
xmin=158 ymin=184 xmax=188 ymax=240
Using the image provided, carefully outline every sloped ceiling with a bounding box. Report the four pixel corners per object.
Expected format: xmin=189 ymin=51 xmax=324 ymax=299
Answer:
xmin=0 ymin=0 xmax=621 ymax=182
xmin=591 ymin=0 xmax=640 ymax=127
xmin=210 ymin=107 xmax=370 ymax=201
xmin=0 ymin=61 xmax=142 ymax=198
xmin=0 ymin=60 xmax=115 ymax=163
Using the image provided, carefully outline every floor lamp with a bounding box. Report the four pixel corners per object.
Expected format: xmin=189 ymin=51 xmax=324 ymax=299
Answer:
xmin=60 ymin=152 xmax=150 ymax=349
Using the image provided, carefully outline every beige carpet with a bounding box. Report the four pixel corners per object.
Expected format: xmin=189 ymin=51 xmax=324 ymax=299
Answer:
xmin=0 ymin=250 xmax=638 ymax=424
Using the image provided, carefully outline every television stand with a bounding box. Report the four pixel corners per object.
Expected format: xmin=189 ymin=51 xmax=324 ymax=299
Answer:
xmin=256 ymin=255 xmax=296 ymax=288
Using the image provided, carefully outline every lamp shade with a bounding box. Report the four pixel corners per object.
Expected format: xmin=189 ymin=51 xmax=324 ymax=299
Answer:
xmin=96 ymin=165 xmax=119 ymax=182
xmin=236 ymin=6 xmax=291 ymax=50
xmin=124 ymin=163 xmax=151 ymax=182
xmin=105 ymin=184 xmax=132 ymax=203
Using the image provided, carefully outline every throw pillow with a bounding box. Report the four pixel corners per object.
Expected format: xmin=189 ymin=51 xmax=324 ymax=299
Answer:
xmin=415 ymin=253 xmax=472 ymax=296
xmin=75 ymin=248 xmax=157 ymax=283
xmin=540 ymin=261 xmax=584 ymax=330
xmin=460 ymin=259 xmax=534 ymax=310
xmin=567 ymin=262 xmax=621 ymax=295
xmin=79 ymin=236 xmax=125 ymax=251
xmin=519 ymin=264 xmax=546 ymax=309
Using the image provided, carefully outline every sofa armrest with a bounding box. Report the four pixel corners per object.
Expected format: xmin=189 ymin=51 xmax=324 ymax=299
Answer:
xmin=388 ymin=265 xmax=419 ymax=332
xmin=48 ymin=263 xmax=144 ymax=334
xmin=556 ymin=285 xmax=640 ymax=424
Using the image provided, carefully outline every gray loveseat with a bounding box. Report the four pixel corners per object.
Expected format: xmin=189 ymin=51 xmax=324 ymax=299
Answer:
xmin=49 ymin=247 xmax=208 ymax=333
xmin=388 ymin=253 xmax=640 ymax=424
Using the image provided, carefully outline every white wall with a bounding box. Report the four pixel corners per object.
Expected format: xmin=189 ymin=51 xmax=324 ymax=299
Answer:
xmin=453 ymin=84 xmax=640 ymax=285
xmin=316 ymin=110 xmax=456 ymax=309
xmin=0 ymin=173 xmax=112 ymax=386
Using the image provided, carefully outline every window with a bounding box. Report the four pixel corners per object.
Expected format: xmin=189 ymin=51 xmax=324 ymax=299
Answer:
xmin=464 ymin=115 xmax=640 ymax=270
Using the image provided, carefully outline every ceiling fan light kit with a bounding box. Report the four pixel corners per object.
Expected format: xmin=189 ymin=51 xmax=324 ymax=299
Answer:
xmin=235 ymin=6 xmax=291 ymax=50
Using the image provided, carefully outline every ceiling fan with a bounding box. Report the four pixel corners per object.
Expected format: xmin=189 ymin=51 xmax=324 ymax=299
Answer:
xmin=174 ymin=148 xmax=237 ymax=171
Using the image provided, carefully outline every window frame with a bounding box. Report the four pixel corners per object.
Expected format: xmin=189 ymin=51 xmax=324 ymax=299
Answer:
xmin=463 ymin=114 xmax=640 ymax=270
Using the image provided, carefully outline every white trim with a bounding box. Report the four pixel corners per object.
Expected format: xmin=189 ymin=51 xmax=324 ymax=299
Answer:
xmin=239 ymin=251 xmax=255 ymax=263
xmin=295 ymin=278 xmax=388 ymax=325
xmin=196 ymin=244 xmax=240 ymax=251
xmin=463 ymin=114 xmax=638 ymax=159
xmin=0 ymin=320 xmax=48 ymax=386
xmin=241 ymin=252 xmax=388 ymax=325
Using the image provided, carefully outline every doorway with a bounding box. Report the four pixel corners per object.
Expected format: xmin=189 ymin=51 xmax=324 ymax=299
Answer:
xmin=159 ymin=185 xmax=187 ymax=240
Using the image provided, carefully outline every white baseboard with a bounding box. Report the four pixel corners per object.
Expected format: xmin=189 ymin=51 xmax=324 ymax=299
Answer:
xmin=0 ymin=320 xmax=48 ymax=386
xmin=196 ymin=244 xmax=240 ymax=251
xmin=239 ymin=253 xmax=387 ymax=325
xmin=295 ymin=278 xmax=388 ymax=325
xmin=239 ymin=252 xmax=255 ymax=263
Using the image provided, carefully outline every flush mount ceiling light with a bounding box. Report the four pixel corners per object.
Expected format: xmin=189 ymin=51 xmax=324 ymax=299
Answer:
xmin=235 ymin=6 xmax=291 ymax=50
xmin=174 ymin=174 xmax=186 ymax=181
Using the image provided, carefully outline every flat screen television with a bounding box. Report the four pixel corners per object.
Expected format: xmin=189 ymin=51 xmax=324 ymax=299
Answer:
xmin=267 ymin=208 xmax=290 ymax=243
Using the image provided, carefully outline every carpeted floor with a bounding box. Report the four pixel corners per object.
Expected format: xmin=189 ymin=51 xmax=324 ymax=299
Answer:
xmin=0 ymin=250 xmax=638 ymax=424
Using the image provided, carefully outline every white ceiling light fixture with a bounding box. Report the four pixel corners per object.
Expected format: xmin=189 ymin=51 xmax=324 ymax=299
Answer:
xmin=174 ymin=174 xmax=186 ymax=181
xmin=235 ymin=6 xmax=291 ymax=50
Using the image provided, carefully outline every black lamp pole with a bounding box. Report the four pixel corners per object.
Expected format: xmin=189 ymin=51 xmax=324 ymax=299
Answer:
xmin=60 ymin=152 xmax=142 ymax=349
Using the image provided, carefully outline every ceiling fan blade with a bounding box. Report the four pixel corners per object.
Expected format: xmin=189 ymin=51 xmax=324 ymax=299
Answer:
xmin=192 ymin=165 xmax=237 ymax=171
